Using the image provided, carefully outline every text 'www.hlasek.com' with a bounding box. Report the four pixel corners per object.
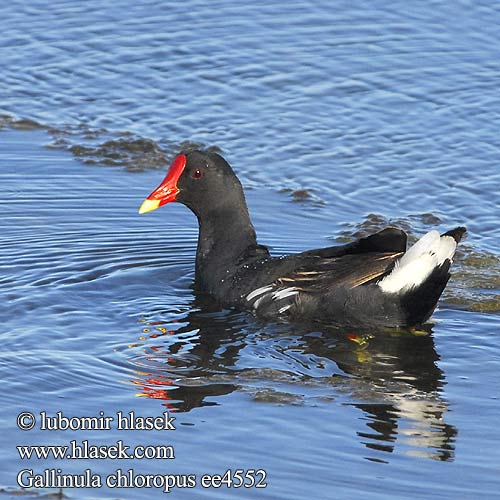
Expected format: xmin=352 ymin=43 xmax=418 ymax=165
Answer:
xmin=16 ymin=410 xmax=267 ymax=494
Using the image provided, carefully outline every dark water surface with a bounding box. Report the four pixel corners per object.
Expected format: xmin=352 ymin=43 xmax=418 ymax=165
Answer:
xmin=1 ymin=1 xmax=499 ymax=499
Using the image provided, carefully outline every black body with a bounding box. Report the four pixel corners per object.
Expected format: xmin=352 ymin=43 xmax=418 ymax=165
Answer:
xmin=164 ymin=150 xmax=465 ymax=327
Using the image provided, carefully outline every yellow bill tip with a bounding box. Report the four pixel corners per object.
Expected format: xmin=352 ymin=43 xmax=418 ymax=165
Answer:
xmin=138 ymin=199 xmax=160 ymax=214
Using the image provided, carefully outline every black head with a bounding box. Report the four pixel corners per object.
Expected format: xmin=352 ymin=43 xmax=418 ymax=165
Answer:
xmin=139 ymin=150 xmax=246 ymax=217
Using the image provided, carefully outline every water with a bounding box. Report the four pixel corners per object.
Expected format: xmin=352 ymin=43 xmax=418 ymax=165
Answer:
xmin=1 ymin=0 xmax=499 ymax=498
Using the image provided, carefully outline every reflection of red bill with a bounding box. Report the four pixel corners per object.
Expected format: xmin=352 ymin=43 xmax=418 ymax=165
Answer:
xmin=133 ymin=376 xmax=176 ymax=410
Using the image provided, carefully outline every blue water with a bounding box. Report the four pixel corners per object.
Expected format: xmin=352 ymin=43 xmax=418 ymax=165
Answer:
xmin=1 ymin=1 xmax=499 ymax=499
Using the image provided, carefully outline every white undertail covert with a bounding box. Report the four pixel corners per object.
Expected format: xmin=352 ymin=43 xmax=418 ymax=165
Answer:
xmin=378 ymin=230 xmax=457 ymax=294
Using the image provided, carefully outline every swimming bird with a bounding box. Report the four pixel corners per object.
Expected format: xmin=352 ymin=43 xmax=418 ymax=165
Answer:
xmin=139 ymin=151 xmax=465 ymax=328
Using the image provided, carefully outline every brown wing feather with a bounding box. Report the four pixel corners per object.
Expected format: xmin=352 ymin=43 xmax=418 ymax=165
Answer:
xmin=276 ymin=252 xmax=402 ymax=291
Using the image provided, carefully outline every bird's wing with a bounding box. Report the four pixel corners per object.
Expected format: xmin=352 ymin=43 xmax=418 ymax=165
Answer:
xmin=296 ymin=227 xmax=407 ymax=259
xmin=245 ymin=251 xmax=402 ymax=315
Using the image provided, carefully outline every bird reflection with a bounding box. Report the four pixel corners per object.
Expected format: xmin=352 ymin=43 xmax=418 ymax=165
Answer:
xmin=127 ymin=294 xmax=456 ymax=462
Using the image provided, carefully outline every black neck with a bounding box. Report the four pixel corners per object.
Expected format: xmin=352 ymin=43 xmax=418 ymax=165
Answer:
xmin=194 ymin=203 xmax=258 ymax=293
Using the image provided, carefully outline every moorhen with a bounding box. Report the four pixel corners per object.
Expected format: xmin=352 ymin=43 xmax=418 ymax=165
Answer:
xmin=139 ymin=151 xmax=465 ymax=327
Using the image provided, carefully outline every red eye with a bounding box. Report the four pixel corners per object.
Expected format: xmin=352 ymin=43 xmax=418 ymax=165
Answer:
xmin=192 ymin=168 xmax=203 ymax=179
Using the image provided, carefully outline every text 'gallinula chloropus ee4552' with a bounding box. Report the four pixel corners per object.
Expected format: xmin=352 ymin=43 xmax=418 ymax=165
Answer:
xmin=139 ymin=151 xmax=466 ymax=328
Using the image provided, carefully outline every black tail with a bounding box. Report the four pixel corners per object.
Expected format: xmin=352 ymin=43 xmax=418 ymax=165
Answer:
xmin=443 ymin=226 xmax=467 ymax=243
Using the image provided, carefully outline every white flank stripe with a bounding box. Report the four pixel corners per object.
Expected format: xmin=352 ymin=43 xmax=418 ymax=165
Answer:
xmin=379 ymin=231 xmax=458 ymax=294
xmin=272 ymin=287 xmax=299 ymax=301
xmin=246 ymin=285 xmax=273 ymax=302
xmin=253 ymin=295 xmax=268 ymax=309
